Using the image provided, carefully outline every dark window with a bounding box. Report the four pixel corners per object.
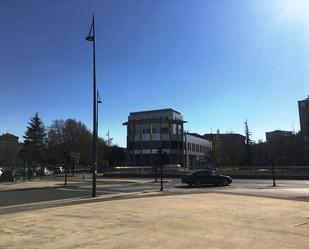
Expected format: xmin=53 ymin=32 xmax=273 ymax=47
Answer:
xmin=172 ymin=141 xmax=178 ymax=149
xmin=133 ymin=142 xmax=141 ymax=149
xmin=142 ymin=141 xmax=151 ymax=149
xmin=161 ymin=127 xmax=169 ymax=133
xmin=179 ymin=142 xmax=183 ymax=149
xmin=162 ymin=141 xmax=169 ymax=149
xmin=151 ymin=141 xmax=161 ymax=149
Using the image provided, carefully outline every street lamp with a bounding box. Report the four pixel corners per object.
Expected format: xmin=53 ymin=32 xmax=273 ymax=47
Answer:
xmin=97 ymin=90 xmax=102 ymax=132
xmin=157 ymin=147 xmax=163 ymax=191
xmin=270 ymin=157 xmax=276 ymax=187
xmin=97 ymin=90 xmax=102 ymax=173
xmin=86 ymin=14 xmax=97 ymax=197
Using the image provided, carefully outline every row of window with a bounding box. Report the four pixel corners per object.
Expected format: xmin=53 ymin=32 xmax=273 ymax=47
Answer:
xmin=128 ymin=123 xmax=183 ymax=135
xmin=128 ymin=141 xmax=209 ymax=153
xmin=128 ymin=141 xmax=184 ymax=150
xmin=187 ymin=143 xmax=208 ymax=153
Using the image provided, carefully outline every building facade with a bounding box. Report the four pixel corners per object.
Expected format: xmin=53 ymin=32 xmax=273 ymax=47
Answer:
xmin=0 ymin=133 xmax=19 ymax=168
xmin=184 ymin=133 xmax=212 ymax=169
xmin=265 ymin=130 xmax=302 ymax=165
xmin=298 ymin=96 xmax=309 ymax=162
xmin=123 ymin=109 xmax=211 ymax=168
xmin=204 ymin=133 xmax=246 ymax=166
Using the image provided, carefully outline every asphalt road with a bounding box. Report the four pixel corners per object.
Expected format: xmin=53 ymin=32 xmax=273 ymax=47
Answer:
xmin=1 ymin=177 xmax=309 ymax=214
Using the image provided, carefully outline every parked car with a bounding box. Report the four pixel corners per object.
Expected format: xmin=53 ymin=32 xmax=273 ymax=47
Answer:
xmin=36 ymin=167 xmax=53 ymax=177
xmin=0 ymin=167 xmax=3 ymax=177
xmin=0 ymin=169 xmax=15 ymax=182
xmin=181 ymin=169 xmax=232 ymax=187
xmin=53 ymin=166 xmax=65 ymax=175
xmin=164 ymin=164 xmax=182 ymax=172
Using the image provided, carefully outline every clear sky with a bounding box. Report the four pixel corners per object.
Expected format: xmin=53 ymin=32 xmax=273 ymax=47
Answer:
xmin=1 ymin=0 xmax=308 ymax=146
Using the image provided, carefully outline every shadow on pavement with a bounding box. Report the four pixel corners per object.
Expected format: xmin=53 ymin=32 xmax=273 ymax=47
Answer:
xmin=175 ymin=184 xmax=229 ymax=189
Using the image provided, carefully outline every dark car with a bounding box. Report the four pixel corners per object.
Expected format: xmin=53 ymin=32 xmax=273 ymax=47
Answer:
xmin=53 ymin=166 xmax=65 ymax=175
xmin=0 ymin=169 xmax=16 ymax=182
xmin=181 ymin=169 xmax=232 ymax=187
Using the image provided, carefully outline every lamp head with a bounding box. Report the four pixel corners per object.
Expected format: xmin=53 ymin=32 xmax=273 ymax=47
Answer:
xmin=86 ymin=35 xmax=94 ymax=41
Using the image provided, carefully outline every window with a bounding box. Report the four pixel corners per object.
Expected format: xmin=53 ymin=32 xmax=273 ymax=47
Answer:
xmin=141 ymin=124 xmax=150 ymax=134
xmin=152 ymin=123 xmax=160 ymax=134
xmin=135 ymin=124 xmax=141 ymax=134
xmin=150 ymin=141 xmax=161 ymax=149
xmin=172 ymin=141 xmax=178 ymax=149
xmin=162 ymin=141 xmax=169 ymax=149
xmin=160 ymin=127 xmax=168 ymax=133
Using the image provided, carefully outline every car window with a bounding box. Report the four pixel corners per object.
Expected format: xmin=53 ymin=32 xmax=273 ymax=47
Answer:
xmin=194 ymin=171 xmax=210 ymax=176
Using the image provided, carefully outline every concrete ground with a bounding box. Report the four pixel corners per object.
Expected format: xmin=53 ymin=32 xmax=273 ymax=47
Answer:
xmin=0 ymin=193 xmax=308 ymax=249
xmin=1 ymin=176 xmax=309 ymax=215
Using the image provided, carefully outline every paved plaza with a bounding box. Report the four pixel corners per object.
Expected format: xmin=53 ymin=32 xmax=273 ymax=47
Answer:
xmin=1 ymin=192 xmax=309 ymax=249
xmin=0 ymin=176 xmax=309 ymax=248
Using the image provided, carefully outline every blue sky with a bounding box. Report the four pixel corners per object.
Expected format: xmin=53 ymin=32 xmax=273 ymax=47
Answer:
xmin=0 ymin=0 xmax=308 ymax=146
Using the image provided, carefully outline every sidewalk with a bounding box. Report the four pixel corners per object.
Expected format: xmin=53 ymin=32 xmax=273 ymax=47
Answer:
xmin=0 ymin=193 xmax=308 ymax=249
xmin=0 ymin=176 xmax=154 ymax=192
xmin=0 ymin=179 xmax=63 ymax=191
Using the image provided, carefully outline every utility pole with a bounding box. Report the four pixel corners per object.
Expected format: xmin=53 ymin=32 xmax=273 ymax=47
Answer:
xmin=97 ymin=90 xmax=102 ymax=133
xmin=86 ymin=14 xmax=97 ymax=197
xmin=270 ymin=157 xmax=276 ymax=187
xmin=157 ymin=147 xmax=163 ymax=191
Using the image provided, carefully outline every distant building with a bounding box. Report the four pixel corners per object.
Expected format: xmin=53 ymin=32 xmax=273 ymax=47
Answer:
xmin=266 ymin=130 xmax=302 ymax=165
xmin=203 ymin=133 xmax=246 ymax=166
xmin=123 ymin=109 xmax=211 ymax=169
xmin=185 ymin=133 xmax=212 ymax=169
xmin=0 ymin=133 xmax=19 ymax=168
xmin=266 ymin=130 xmax=293 ymax=142
xmin=298 ymin=96 xmax=309 ymax=162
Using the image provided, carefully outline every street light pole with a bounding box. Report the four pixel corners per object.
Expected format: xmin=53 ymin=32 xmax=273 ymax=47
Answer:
xmin=86 ymin=14 xmax=97 ymax=197
xmin=270 ymin=157 xmax=276 ymax=187
xmin=97 ymin=90 xmax=102 ymax=133
xmin=97 ymin=90 xmax=102 ymax=173
xmin=157 ymin=147 xmax=163 ymax=191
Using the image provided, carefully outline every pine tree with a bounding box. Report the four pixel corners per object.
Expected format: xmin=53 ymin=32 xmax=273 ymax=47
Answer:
xmin=244 ymin=119 xmax=252 ymax=166
xmin=23 ymin=112 xmax=46 ymax=166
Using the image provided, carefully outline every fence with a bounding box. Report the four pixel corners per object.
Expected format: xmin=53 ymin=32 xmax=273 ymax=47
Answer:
xmin=216 ymin=165 xmax=309 ymax=179
xmin=103 ymin=165 xmax=309 ymax=179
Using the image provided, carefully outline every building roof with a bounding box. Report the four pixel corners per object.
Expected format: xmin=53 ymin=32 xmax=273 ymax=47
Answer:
xmin=187 ymin=132 xmax=205 ymax=139
xmin=0 ymin=133 xmax=19 ymax=139
xmin=266 ymin=130 xmax=293 ymax=134
xmin=203 ymin=133 xmax=245 ymax=139
xmin=122 ymin=118 xmax=187 ymax=125
xmin=298 ymin=95 xmax=309 ymax=102
xmin=129 ymin=108 xmax=181 ymax=115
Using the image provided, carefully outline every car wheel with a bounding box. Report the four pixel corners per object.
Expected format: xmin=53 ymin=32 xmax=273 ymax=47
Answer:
xmin=222 ymin=179 xmax=229 ymax=186
xmin=195 ymin=180 xmax=201 ymax=188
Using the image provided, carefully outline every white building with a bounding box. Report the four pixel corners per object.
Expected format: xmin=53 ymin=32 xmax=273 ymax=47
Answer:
xmin=123 ymin=109 xmax=211 ymax=169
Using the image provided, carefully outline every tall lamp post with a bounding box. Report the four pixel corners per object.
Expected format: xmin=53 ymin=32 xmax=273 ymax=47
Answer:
xmin=270 ymin=157 xmax=276 ymax=187
xmin=97 ymin=90 xmax=102 ymax=173
xmin=86 ymin=14 xmax=97 ymax=197
xmin=97 ymin=90 xmax=102 ymax=132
